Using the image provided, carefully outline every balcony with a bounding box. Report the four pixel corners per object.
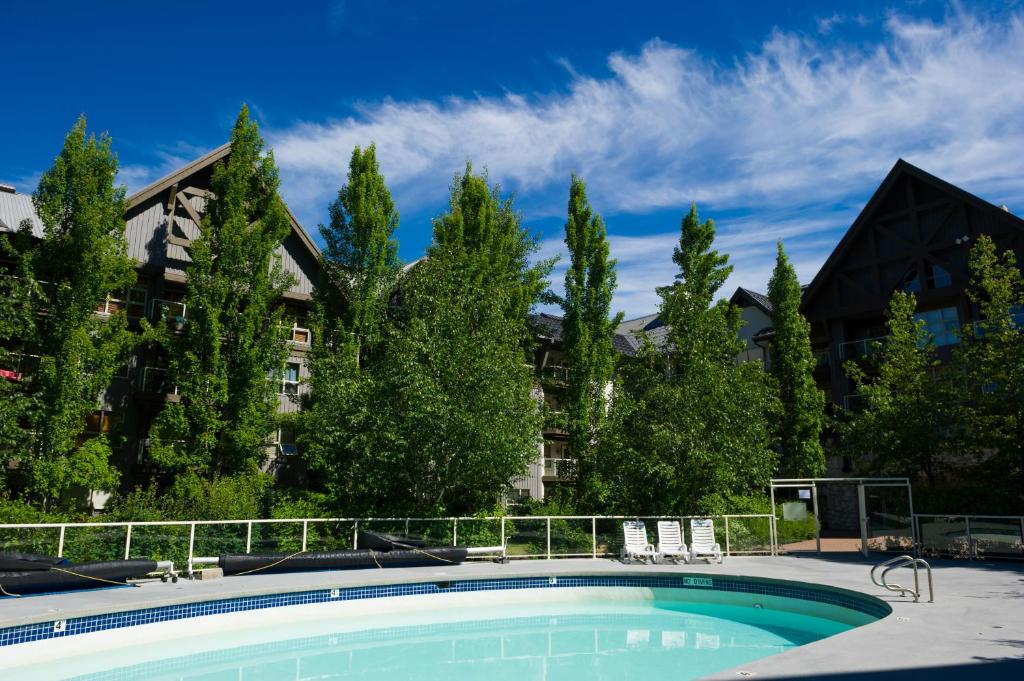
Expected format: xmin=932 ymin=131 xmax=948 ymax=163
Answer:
xmin=838 ymin=336 xmax=885 ymax=362
xmin=0 ymin=352 xmax=41 ymax=384
xmin=543 ymin=456 xmax=574 ymax=478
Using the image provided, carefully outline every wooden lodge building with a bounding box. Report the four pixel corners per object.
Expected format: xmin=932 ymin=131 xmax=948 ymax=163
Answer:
xmin=799 ymin=160 xmax=1024 ymax=412
xmin=3 ymin=147 xmax=1023 ymax=508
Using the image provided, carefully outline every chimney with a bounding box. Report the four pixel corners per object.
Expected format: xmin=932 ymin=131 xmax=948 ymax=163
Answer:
xmin=0 ymin=184 xmax=16 ymax=194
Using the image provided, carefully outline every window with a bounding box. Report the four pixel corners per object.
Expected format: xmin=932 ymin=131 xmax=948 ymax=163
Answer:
xmin=925 ymin=264 xmax=952 ymax=290
xmin=914 ymin=307 xmax=960 ymax=347
xmin=1012 ymin=305 xmax=1024 ymax=328
xmin=901 ymin=267 xmax=921 ymax=293
xmin=79 ymin=411 xmax=123 ymax=445
xmin=270 ymin=362 xmax=301 ymax=395
xmin=97 ymin=285 xmax=147 ymax=317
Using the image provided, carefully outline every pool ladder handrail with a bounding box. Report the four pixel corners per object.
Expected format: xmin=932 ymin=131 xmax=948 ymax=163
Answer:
xmin=871 ymin=554 xmax=933 ymax=603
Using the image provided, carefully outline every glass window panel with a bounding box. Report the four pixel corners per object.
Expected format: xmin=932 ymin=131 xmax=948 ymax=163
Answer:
xmin=926 ymin=263 xmax=952 ymax=289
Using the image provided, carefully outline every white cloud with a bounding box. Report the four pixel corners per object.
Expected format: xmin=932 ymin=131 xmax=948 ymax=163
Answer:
xmin=266 ymin=8 xmax=1024 ymax=316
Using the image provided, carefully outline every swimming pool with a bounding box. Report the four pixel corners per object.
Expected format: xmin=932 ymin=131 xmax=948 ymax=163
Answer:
xmin=1 ymin=574 xmax=890 ymax=680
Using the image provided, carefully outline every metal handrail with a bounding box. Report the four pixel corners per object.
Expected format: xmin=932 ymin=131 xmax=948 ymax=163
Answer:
xmin=0 ymin=514 xmax=776 ymax=568
xmin=872 ymin=554 xmax=933 ymax=603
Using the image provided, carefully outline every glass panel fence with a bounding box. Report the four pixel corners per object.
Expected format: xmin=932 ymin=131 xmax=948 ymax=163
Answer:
xmin=129 ymin=524 xmax=190 ymax=565
xmin=967 ymin=517 xmax=1024 ymax=559
xmin=63 ymin=525 xmax=127 ymax=563
xmin=917 ymin=516 xmax=971 ymax=558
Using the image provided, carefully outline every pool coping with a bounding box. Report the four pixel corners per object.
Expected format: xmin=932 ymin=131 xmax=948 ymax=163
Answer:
xmin=1 ymin=556 xmax=1022 ymax=678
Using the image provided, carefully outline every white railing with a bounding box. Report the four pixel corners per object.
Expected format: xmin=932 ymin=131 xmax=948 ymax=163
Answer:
xmin=914 ymin=514 xmax=1024 ymax=560
xmin=0 ymin=514 xmax=776 ymax=569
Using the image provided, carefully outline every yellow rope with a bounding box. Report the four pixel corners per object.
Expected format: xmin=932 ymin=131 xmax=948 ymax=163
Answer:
xmin=0 ymin=566 xmax=139 ymax=598
xmin=389 ymin=540 xmax=460 ymax=564
xmin=51 ymin=567 xmax=139 ymax=588
xmin=233 ymin=550 xmax=307 ymax=576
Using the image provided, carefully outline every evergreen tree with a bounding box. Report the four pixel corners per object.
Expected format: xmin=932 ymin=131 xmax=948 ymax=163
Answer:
xmin=957 ymin=235 xmax=1024 ymax=505
xmin=149 ymin=106 xmax=294 ymax=477
xmin=597 ymin=205 xmax=778 ymax=513
xmin=561 ymin=175 xmax=622 ymax=508
xmin=302 ymin=145 xmax=401 ymax=505
xmin=838 ymin=291 xmax=955 ymax=484
xmin=767 ymin=242 xmax=825 ymax=477
xmin=346 ymin=166 xmax=551 ymax=515
xmin=23 ymin=117 xmax=136 ymax=508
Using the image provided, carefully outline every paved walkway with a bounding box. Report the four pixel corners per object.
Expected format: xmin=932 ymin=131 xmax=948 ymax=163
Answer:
xmin=2 ymin=554 xmax=1023 ymax=679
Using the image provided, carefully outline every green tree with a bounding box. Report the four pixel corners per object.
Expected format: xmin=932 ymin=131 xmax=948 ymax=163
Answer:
xmin=597 ymin=205 xmax=778 ymax=513
xmin=957 ymin=235 xmax=1024 ymax=505
xmin=767 ymin=242 xmax=825 ymax=477
xmin=149 ymin=105 xmax=294 ymax=477
xmin=0 ymin=231 xmax=42 ymax=495
xmin=560 ymin=175 xmax=622 ymax=508
xmin=302 ymin=145 xmax=401 ymax=505
xmin=22 ymin=117 xmax=136 ymax=508
xmin=341 ymin=166 xmax=551 ymax=515
xmin=838 ymin=291 xmax=955 ymax=484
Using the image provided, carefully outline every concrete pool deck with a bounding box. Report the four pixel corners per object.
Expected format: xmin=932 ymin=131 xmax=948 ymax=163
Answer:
xmin=2 ymin=554 xmax=1022 ymax=679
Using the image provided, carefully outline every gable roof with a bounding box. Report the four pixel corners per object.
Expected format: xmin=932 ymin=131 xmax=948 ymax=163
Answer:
xmin=0 ymin=189 xmax=43 ymax=237
xmin=126 ymin=144 xmax=320 ymax=260
xmin=529 ymin=311 xmax=644 ymax=356
xmin=801 ymin=158 xmax=1024 ymax=315
xmin=729 ymin=287 xmax=772 ymax=314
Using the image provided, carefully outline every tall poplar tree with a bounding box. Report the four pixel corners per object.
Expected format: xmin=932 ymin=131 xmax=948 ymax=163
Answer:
xmin=149 ymin=106 xmax=293 ymax=477
xmin=350 ymin=166 xmax=551 ymax=515
xmin=767 ymin=242 xmax=825 ymax=477
xmin=560 ymin=175 xmax=621 ymax=507
xmin=303 ymin=145 xmax=401 ymax=503
xmin=24 ymin=117 xmax=137 ymax=507
xmin=597 ymin=205 xmax=778 ymax=513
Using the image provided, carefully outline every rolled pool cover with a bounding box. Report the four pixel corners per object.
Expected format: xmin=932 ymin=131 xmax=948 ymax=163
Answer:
xmin=0 ymin=559 xmax=158 ymax=596
xmin=356 ymin=531 xmax=428 ymax=551
xmin=219 ymin=547 xmax=469 ymax=576
xmin=0 ymin=551 xmax=69 ymax=572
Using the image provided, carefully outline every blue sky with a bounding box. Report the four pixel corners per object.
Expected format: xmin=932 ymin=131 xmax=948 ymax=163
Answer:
xmin=4 ymin=1 xmax=1023 ymax=316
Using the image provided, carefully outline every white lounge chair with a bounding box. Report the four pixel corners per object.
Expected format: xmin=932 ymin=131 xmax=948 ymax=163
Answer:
xmin=657 ymin=521 xmax=689 ymax=563
xmin=622 ymin=521 xmax=659 ymax=563
xmin=689 ymin=518 xmax=723 ymax=563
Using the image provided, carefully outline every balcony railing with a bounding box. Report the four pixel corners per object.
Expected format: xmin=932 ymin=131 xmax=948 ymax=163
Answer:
xmin=838 ymin=336 xmax=886 ymax=362
xmin=138 ymin=366 xmax=177 ymax=395
xmin=543 ymin=457 xmax=573 ymax=477
xmin=541 ymin=365 xmax=571 ymax=382
xmin=151 ymin=299 xmax=187 ymax=329
xmin=0 ymin=352 xmax=41 ymax=383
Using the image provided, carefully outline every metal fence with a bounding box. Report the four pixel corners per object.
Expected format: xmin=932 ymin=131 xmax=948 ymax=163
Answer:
xmin=0 ymin=514 xmax=776 ymax=568
xmin=914 ymin=514 xmax=1024 ymax=560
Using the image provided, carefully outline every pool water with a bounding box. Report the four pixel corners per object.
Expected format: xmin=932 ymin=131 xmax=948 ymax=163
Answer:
xmin=47 ymin=597 xmax=858 ymax=681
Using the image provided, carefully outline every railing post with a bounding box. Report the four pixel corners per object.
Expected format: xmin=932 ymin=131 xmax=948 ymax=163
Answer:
xmin=546 ymin=517 xmax=551 ymax=560
xmin=965 ymin=517 xmax=973 ymax=560
xmin=724 ymin=516 xmax=730 ymax=557
xmin=592 ymin=517 xmax=597 ymax=559
xmin=301 ymin=520 xmax=308 ymax=552
xmin=187 ymin=522 xmax=196 ymax=576
xmin=124 ymin=523 xmax=133 ymax=560
xmin=453 ymin=519 xmax=458 ymax=547
xmin=245 ymin=522 xmax=252 ymax=554
xmin=500 ymin=517 xmax=506 ymax=549
xmin=1019 ymin=517 xmax=1024 ymax=558
xmin=353 ymin=520 xmax=359 ymax=549
xmin=57 ymin=525 xmax=66 ymax=558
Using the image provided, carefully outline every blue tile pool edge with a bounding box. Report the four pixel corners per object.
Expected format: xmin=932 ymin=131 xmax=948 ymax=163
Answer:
xmin=0 ymin=573 xmax=891 ymax=648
